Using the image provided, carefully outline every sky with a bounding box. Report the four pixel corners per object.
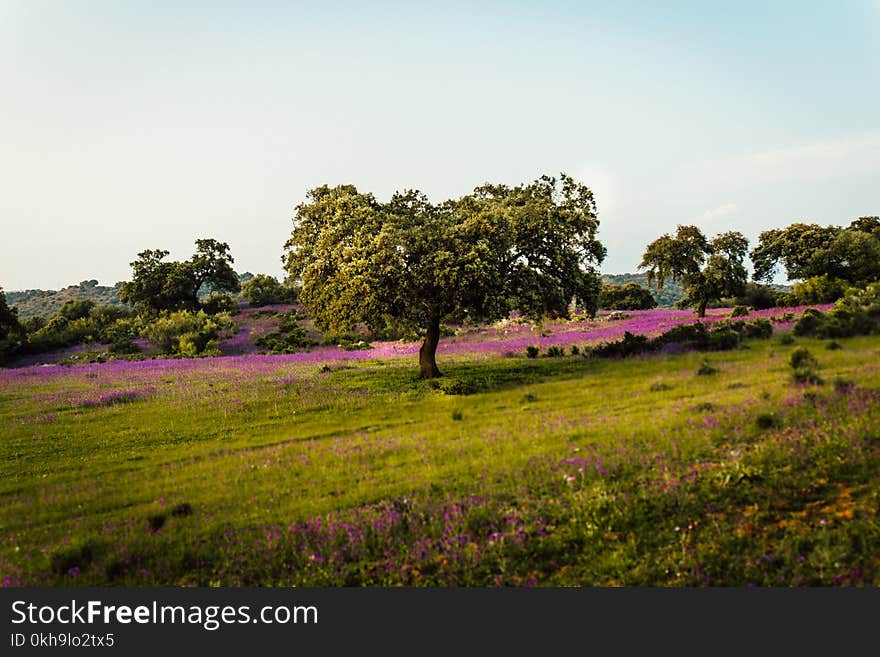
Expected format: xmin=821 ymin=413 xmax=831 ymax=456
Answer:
xmin=1 ymin=0 xmax=878 ymax=290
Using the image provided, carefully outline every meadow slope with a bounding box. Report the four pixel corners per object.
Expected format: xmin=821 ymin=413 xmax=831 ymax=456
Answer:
xmin=1 ymin=314 xmax=878 ymax=586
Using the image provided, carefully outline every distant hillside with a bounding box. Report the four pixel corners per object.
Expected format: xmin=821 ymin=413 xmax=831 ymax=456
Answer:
xmin=7 ymin=281 xmax=126 ymax=319
xmin=7 ymin=272 xmax=257 ymax=319
xmin=602 ymin=273 xmax=683 ymax=307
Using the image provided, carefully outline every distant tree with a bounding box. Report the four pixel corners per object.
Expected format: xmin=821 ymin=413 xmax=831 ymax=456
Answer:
xmin=58 ymin=299 xmax=96 ymax=321
xmin=598 ymin=282 xmax=657 ymax=310
xmin=750 ymin=218 xmax=880 ymax=287
xmin=731 ymin=282 xmax=785 ymax=310
xmin=0 ymin=287 xmax=25 ymax=365
xmin=119 ymin=240 xmax=240 ymax=314
xmin=639 ymin=226 xmax=748 ymax=317
xmin=284 ymin=174 xmax=605 ymax=378
xmin=188 ymin=238 xmax=241 ymax=297
xmin=241 ymin=274 xmax=296 ymax=307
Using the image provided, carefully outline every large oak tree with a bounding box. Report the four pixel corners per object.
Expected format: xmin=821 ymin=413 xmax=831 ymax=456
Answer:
xmin=119 ymin=239 xmax=240 ymax=314
xmin=750 ymin=217 xmax=880 ymax=286
xmin=283 ymin=174 xmax=605 ymax=378
xmin=639 ymin=225 xmax=748 ymax=317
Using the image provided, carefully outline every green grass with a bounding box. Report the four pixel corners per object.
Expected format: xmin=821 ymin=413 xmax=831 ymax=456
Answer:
xmin=2 ymin=337 xmax=879 ymax=586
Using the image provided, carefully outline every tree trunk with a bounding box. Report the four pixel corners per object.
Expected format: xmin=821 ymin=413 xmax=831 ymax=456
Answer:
xmin=419 ymin=318 xmax=442 ymax=379
xmin=697 ymin=300 xmax=708 ymax=318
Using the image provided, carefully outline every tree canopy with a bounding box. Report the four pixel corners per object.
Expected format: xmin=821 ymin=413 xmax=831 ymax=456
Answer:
xmin=283 ymin=174 xmax=605 ymax=378
xmin=639 ymin=226 xmax=748 ymax=317
xmin=119 ymin=239 xmax=240 ymax=314
xmin=750 ymin=217 xmax=880 ymax=286
xmin=598 ymin=282 xmax=658 ymax=310
xmin=0 ymin=287 xmax=24 ymax=364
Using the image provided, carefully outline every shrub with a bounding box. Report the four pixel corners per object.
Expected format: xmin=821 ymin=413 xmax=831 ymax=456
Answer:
xmin=451 ymin=410 xmax=464 ymax=421
xmin=200 ymin=294 xmax=236 ymax=315
xmin=735 ymin=282 xmax=784 ymax=310
xmin=730 ymin=305 xmax=750 ymax=318
xmin=254 ymin=310 xmax=315 ymax=354
xmin=743 ymin=318 xmax=773 ymax=339
xmin=141 ymin=310 xmax=232 ymax=357
xmin=778 ymin=333 xmax=795 ymax=346
xmin=793 ymin=308 xmax=826 ymax=336
xmin=654 ymin=322 xmax=710 ymax=350
xmin=786 ymin=275 xmax=848 ymax=305
xmin=525 ymin=345 xmax=540 ymax=359
xmin=569 ymin=345 xmax=580 ymax=355
xmin=241 ymin=274 xmax=297 ymax=307
xmin=592 ymin=331 xmax=653 ymax=358
xmin=789 ymin=347 xmax=823 ymax=385
xmin=826 ymin=340 xmax=842 ymax=350
xmin=755 ymin=412 xmax=782 ymax=429
xmin=598 ymin=282 xmax=657 ymax=310
xmin=697 ymin=361 xmax=718 ymax=376
xmin=707 ymin=328 xmax=740 ymax=351
xmin=438 ymin=378 xmax=478 ymax=395
xmin=544 ymin=345 xmax=565 ymax=358
xmin=789 ymin=347 xmax=818 ymax=370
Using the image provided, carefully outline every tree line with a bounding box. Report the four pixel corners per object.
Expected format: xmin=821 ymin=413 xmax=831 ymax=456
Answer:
xmin=1 ymin=173 xmax=878 ymax=376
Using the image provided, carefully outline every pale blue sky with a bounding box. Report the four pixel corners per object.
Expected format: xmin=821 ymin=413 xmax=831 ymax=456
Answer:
xmin=1 ymin=1 xmax=878 ymax=289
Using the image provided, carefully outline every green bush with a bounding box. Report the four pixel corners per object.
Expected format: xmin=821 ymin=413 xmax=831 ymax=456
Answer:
xmin=742 ymin=318 xmax=773 ymax=339
xmin=241 ymin=274 xmax=297 ymax=307
xmin=254 ymin=310 xmax=315 ymax=354
xmin=200 ymin=294 xmax=236 ymax=315
xmin=793 ymin=308 xmax=826 ymax=337
xmin=598 ymin=282 xmax=657 ymax=310
xmin=697 ymin=361 xmax=718 ymax=376
xmin=141 ymin=310 xmax=232 ymax=357
xmin=785 ymin=275 xmax=848 ymax=305
xmin=789 ymin=347 xmax=817 ymax=370
xmin=707 ymin=328 xmax=741 ymax=351
xmin=525 ymin=345 xmax=540 ymax=359
xmin=544 ymin=345 xmax=565 ymax=358
xmin=438 ymin=378 xmax=478 ymax=395
xmin=730 ymin=305 xmax=750 ymax=318
xmin=591 ymin=331 xmax=654 ymax=358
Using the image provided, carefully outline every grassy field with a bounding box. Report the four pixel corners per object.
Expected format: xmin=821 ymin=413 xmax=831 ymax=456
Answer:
xmin=1 ymin=332 xmax=879 ymax=586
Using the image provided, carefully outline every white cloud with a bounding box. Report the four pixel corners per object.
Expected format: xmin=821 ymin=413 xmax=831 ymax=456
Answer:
xmin=693 ymin=131 xmax=880 ymax=189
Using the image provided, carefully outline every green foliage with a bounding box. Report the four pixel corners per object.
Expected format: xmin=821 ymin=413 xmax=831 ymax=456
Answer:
xmin=241 ymin=274 xmax=297 ymax=307
xmin=119 ymin=239 xmax=240 ymax=314
xmin=785 ymin=275 xmax=849 ymax=305
xmin=730 ymin=282 xmax=786 ymax=310
xmin=751 ymin=218 xmax=880 ymax=286
xmin=730 ymin=305 xmax=750 ymax=318
xmin=59 ymin=298 xmax=96 ymax=320
xmin=755 ymin=412 xmax=782 ymax=430
xmin=200 ymin=294 xmax=236 ymax=315
xmin=525 ymin=345 xmax=540 ymax=359
xmin=283 ymin=174 xmax=606 ymax=377
xmin=140 ymin=310 xmax=232 ymax=357
xmin=789 ymin=347 xmax=823 ymax=385
xmin=0 ymin=287 xmax=25 ymax=365
xmin=639 ymin=226 xmax=749 ymax=317
xmin=254 ymin=310 xmax=315 ymax=354
xmin=598 ymin=282 xmax=657 ymax=310
xmin=602 ymin=273 xmax=683 ymax=308
xmin=793 ymin=286 xmax=880 ymax=339
xmin=790 ymin=347 xmax=818 ymax=370
xmin=696 ymin=360 xmax=718 ymax=376
xmin=5 ymin=280 xmax=126 ymax=320
xmin=544 ymin=345 xmax=565 ymax=358
xmin=437 ymin=378 xmax=479 ymax=395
